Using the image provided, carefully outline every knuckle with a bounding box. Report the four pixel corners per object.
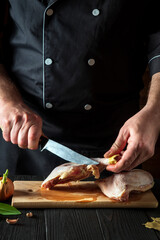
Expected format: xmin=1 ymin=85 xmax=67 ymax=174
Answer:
xmin=24 ymin=112 xmax=42 ymax=126
xmin=112 ymin=142 xmax=119 ymax=150
xmin=23 ymin=112 xmax=30 ymax=123
xmin=23 ymin=112 xmax=33 ymax=122
xmin=121 ymin=128 xmax=128 ymax=138
xmin=35 ymin=115 xmax=42 ymax=126
xmin=137 ymin=140 xmax=145 ymax=151
xmin=13 ymin=114 xmax=22 ymax=124
xmin=3 ymin=119 xmax=11 ymax=129
xmin=28 ymin=130 xmax=38 ymax=141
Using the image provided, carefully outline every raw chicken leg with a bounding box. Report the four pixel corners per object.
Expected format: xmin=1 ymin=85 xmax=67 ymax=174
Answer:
xmin=41 ymin=163 xmax=103 ymax=189
xmin=96 ymin=169 xmax=154 ymax=201
xmin=41 ymin=155 xmax=119 ymax=189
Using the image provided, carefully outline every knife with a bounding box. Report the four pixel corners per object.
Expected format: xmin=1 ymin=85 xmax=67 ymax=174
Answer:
xmin=39 ymin=136 xmax=98 ymax=165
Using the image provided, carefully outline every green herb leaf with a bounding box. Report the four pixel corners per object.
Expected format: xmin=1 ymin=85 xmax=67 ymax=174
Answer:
xmin=2 ymin=169 xmax=9 ymax=184
xmin=0 ymin=203 xmax=21 ymax=216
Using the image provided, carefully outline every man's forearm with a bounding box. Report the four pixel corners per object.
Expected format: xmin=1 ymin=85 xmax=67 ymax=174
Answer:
xmin=145 ymin=72 xmax=160 ymax=130
xmin=0 ymin=64 xmax=23 ymax=105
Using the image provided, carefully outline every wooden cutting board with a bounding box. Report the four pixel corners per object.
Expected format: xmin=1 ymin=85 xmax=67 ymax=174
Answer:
xmin=11 ymin=181 xmax=158 ymax=208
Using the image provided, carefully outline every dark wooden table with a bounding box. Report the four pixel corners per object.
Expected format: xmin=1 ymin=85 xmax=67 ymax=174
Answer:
xmin=1 ymin=175 xmax=160 ymax=240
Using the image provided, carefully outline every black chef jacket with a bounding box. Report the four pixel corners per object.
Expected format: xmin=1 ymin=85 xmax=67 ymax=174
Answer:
xmin=0 ymin=0 xmax=160 ymax=175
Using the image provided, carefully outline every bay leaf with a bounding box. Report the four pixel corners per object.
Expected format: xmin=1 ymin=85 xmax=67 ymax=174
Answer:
xmin=0 ymin=203 xmax=21 ymax=216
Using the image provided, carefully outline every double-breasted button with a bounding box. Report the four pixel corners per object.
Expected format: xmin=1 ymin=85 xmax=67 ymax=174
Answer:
xmin=88 ymin=59 xmax=95 ymax=66
xmin=45 ymin=58 xmax=53 ymax=65
xmin=46 ymin=9 xmax=54 ymax=16
xmin=46 ymin=102 xmax=53 ymax=109
xmin=92 ymin=9 xmax=100 ymax=16
xmin=84 ymin=104 xmax=92 ymax=110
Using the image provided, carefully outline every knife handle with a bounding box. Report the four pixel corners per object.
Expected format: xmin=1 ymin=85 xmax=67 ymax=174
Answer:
xmin=39 ymin=136 xmax=48 ymax=151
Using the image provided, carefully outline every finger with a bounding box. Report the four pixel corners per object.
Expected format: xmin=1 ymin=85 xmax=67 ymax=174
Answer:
xmin=1 ymin=120 xmax=12 ymax=142
xmin=28 ymin=125 xmax=42 ymax=150
xmin=17 ymin=125 xmax=29 ymax=148
xmin=17 ymin=121 xmax=41 ymax=149
xmin=106 ymin=141 xmax=140 ymax=173
xmin=10 ymin=117 xmax=24 ymax=144
xmin=124 ymin=151 xmax=149 ymax=171
xmin=124 ymin=140 xmax=155 ymax=171
xmin=124 ymin=158 xmax=141 ymax=171
xmin=104 ymin=131 xmax=129 ymax=158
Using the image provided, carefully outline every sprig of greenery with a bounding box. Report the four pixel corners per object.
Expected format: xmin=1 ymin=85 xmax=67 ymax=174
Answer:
xmin=1 ymin=169 xmax=9 ymax=184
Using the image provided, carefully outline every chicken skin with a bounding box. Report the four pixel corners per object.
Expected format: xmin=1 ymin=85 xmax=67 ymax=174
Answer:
xmin=96 ymin=169 xmax=154 ymax=201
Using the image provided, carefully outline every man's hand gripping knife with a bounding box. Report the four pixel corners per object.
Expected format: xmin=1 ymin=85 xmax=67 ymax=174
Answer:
xmin=0 ymin=64 xmax=42 ymax=150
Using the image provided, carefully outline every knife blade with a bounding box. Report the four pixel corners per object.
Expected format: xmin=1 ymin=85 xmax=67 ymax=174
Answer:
xmin=39 ymin=136 xmax=98 ymax=165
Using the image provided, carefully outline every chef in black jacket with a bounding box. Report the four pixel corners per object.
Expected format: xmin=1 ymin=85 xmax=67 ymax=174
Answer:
xmin=0 ymin=0 xmax=160 ymax=176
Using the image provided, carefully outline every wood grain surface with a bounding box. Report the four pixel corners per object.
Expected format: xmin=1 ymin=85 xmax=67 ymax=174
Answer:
xmin=11 ymin=181 xmax=158 ymax=209
xmin=1 ymin=176 xmax=160 ymax=240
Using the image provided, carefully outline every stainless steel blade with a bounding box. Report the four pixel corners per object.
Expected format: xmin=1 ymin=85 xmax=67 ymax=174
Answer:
xmin=41 ymin=139 xmax=98 ymax=165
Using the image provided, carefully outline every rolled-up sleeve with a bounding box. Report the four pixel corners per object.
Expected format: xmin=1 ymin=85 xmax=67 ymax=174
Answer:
xmin=148 ymin=31 xmax=160 ymax=76
xmin=147 ymin=2 xmax=160 ymax=77
xmin=0 ymin=1 xmax=8 ymax=64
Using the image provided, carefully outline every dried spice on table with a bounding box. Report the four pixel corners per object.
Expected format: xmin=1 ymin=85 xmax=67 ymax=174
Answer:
xmin=144 ymin=217 xmax=160 ymax=231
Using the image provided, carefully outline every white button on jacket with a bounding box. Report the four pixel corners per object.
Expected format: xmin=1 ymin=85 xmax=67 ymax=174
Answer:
xmin=46 ymin=9 xmax=54 ymax=16
xmin=84 ymin=104 xmax=92 ymax=110
xmin=45 ymin=58 xmax=53 ymax=65
xmin=92 ymin=9 xmax=100 ymax=16
xmin=88 ymin=58 xmax=95 ymax=66
xmin=46 ymin=102 xmax=53 ymax=109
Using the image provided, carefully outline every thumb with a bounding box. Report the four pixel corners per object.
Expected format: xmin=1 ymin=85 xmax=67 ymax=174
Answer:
xmin=104 ymin=131 xmax=129 ymax=158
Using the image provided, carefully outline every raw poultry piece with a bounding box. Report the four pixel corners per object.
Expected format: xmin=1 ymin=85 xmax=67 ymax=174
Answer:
xmin=96 ymin=169 xmax=154 ymax=202
xmin=41 ymin=155 xmax=119 ymax=189
xmin=41 ymin=163 xmax=102 ymax=189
